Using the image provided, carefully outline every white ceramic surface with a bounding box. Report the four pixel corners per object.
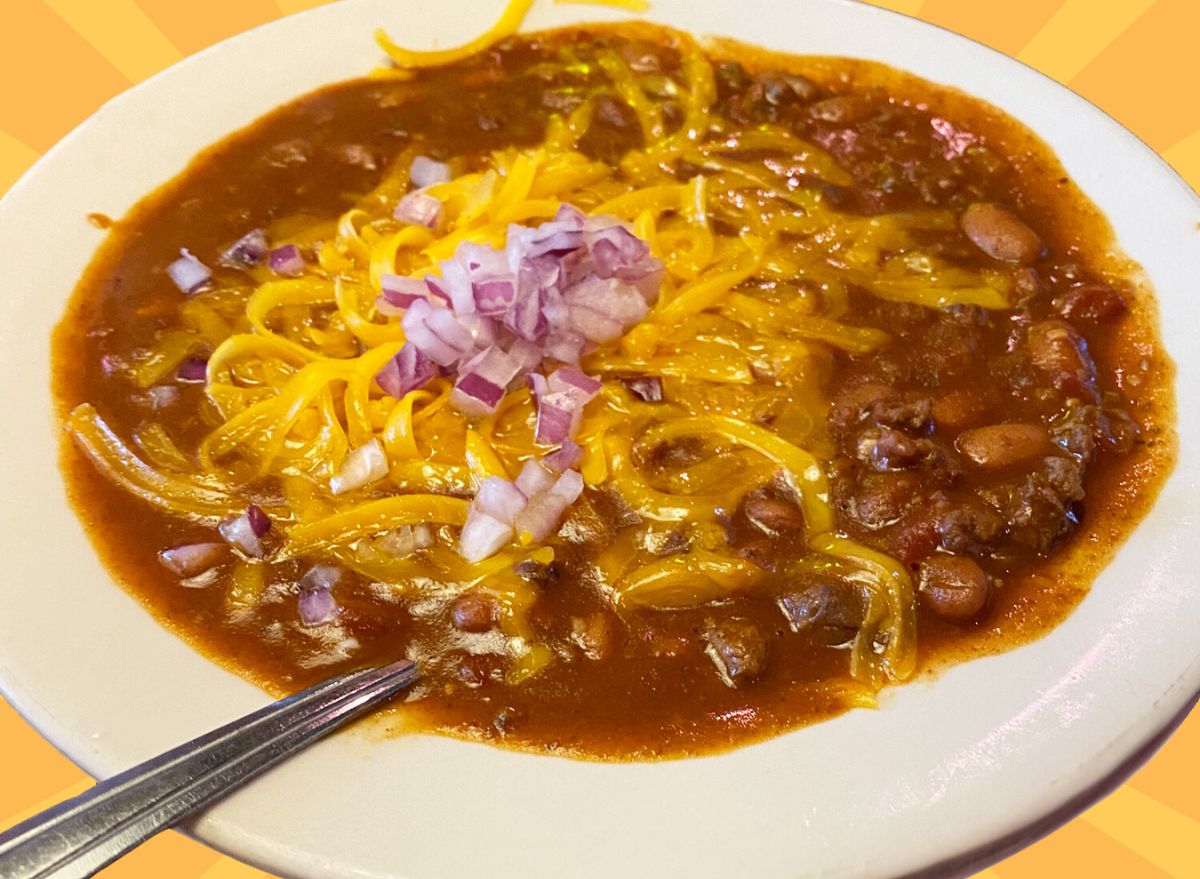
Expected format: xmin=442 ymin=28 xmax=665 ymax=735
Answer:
xmin=0 ymin=1 xmax=1197 ymax=877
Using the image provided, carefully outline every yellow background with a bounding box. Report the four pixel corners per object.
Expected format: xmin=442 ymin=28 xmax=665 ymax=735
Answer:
xmin=2 ymin=1 xmax=1198 ymax=876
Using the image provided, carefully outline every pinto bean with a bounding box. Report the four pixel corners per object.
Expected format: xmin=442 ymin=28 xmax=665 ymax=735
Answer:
xmin=956 ymin=423 xmax=1050 ymax=470
xmin=451 ymin=591 xmax=500 ymax=632
xmin=1054 ymin=283 xmax=1127 ymax=324
xmin=960 ymin=202 xmax=1043 ymax=265
xmin=808 ymin=94 xmax=873 ymax=124
xmin=932 ymin=389 xmax=986 ymax=432
xmin=918 ymin=555 xmax=990 ymax=621
xmin=1027 ymin=320 xmax=1099 ymax=401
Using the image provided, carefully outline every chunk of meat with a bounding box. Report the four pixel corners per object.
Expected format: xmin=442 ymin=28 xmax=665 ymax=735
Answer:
xmin=513 ymin=557 xmax=557 ymax=588
xmin=960 ymin=202 xmax=1043 ymax=265
xmin=956 ymin=423 xmax=1050 ymax=470
xmin=743 ymin=494 xmax=805 ymax=536
xmin=641 ymin=435 xmax=706 ymax=470
xmin=778 ymin=578 xmax=864 ymax=645
xmin=758 ymin=72 xmax=820 ymax=105
xmin=918 ymin=555 xmax=990 ymax=621
xmin=1026 ymin=320 xmax=1099 ymax=401
xmin=456 ymin=652 xmax=504 ymax=687
xmin=808 ymin=94 xmax=873 ymax=124
xmin=888 ymin=492 xmax=1002 ymax=561
xmin=842 ymin=471 xmax=920 ymax=529
xmin=829 ymin=382 xmax=931 ymax=437
xmin=1002 ymin=456 xmax=1086 ymax=552
xmin=1053 ymin=283 xmax=1127 ymax=324
xmin=702 ymin=618 xmax=769 ymax=686
xmin=646 ymin=528 xmax=690 ymax=557
xmin=913 ymin=318 xmax=983 ymax=384
xmin=450 ymin=591 xmax=500 ymax=633
xmin=1050 ymin=402 xmax=1140 ymax=462
xmin=934 ymin=496 xmax=1004 ymax=555
xmin=637 ymin=625 xmax=691 ymax=659
xmin=571 ymin=612 xmax=618 ymax=661
xmin=855 ymin=426 xmax=957 ymax=476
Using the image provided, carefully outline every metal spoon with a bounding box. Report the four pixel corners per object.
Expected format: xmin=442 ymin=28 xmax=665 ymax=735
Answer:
xmin=0 ymin=658 xmax=419 ymax=879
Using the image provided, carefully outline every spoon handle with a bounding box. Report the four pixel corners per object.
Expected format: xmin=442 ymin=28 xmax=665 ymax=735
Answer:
xmin=0 ymin=659 xmax=419 ymax=879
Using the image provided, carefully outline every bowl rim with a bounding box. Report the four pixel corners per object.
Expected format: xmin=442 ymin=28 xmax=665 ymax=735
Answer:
xmin=1 ymin=1 xmax=1198 ymax=878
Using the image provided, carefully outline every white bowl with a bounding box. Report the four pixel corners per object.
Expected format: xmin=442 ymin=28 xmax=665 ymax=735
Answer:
xmin=0 ymin=1 xmax=1197 ymax=877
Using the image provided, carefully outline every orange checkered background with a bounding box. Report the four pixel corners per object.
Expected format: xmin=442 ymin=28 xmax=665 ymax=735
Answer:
xmin=2 ymin=1 xmax=1198 ymax=877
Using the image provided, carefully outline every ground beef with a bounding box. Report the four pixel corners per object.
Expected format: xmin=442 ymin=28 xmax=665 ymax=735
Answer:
xmin=778 ymin=578 xmax=864 ymax=645
xmin=1000 ymin=456 xmax=1087 ymax=552
xmin=702 ymin=618 xmax=769 ymax=686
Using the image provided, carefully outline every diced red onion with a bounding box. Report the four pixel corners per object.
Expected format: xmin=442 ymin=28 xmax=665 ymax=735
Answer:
xmin=623 ymin=375 xmax=664 ymax=402
xmin=401 ymin=300 xmax=461 ymax=366
xmin=451 ymin=346 xmax=520 ymax=417
xmin=269 ymin=245 xmax=305 ymax=277
xmin=527 ymin=372 xmax=549 ymax=398
xmin=330 ymin=440 xmax=388 ymax=495
xmin=410 ymin=155 xmax=451 ymax=188
xmin=504 ymin=287 xmax=549 ymax=341
xmin=565 ymin=302 xmax=624 ymax=343
xmin=529 ymin=367 xmax=598 ymax=445
xmin=373 ymin=207 xmax=661 ymax=430
xmin=219 ymin=511 xmax=264 ymax=558
xmin=168 ymin=249 xmax=212 ymax=295
xmin=376 ymin=343 xmax=436 ymax=398
xmin=534 ymin=391 xmax=579 ymax=445
xmin=543 ymin=330 xmax=587 ymax=363
xmin=394 ymin=190 xmax=443 ymax=228
xmin=515 ymin=459 xmax=556 ymax=497
xmin=515 ymin=470 xmax=585 ymax=541
xmin=100 ymin=354 xmax=123 ymax=375
xmin=587 ymin=224 xmax=651 ymax=279
xmin=147 ymin=385 xmax=179 ymax=410
xmin=475 ymin=476 xmax=527 ymax=525
xmin=506 ymin=338 xmax=542 ymax=373
xmin=457 ymin=313 xmax=498 ymax=348
xmin=527 ymin=228 xmax=584 ymax=258
xmin=552 ymin=468 xmax=585 ymax=504
xmin=554 ymin=203 xmax=588 ymax=227
xmin=459 ymin=509 xmax=514 ymax=563
xmin=246 ymin=504 xmax=272 ymax=537
xmin=220 ymin=229 xmax=268 ymax=268
xmin=543 ymin=440 xmax=583 ymax=473
xmin=298 ymin=586 xmax=339 ymax=627
xmin=426 ymin=304 xmax=478 ymax=354
xmin=438 ymin=256 xmax=478 ymax=315
xmin=424 ymin=274 xmax=453 ymax=306
xmin=452 ymin=373 xmax=506 ymax=417
xmin=564 ymin=275 xmax=649 ymax=334
xmin=300 ymin=563 xmax=342 ymax=592
xmin=177 ymin=357 xmax=208 ymax=383
xmin=631 ymin=265 xmax=666 ymax=305
xmin=548 ymin=366 xmax=602 ymax=400
xmin=378 ymin=275 xmax=433 ymax=315
xmin=378 ymin=524 xmax=434 ymax=557
xmin=473 ymin=276 xmax=518 ymax=316
xmin=158 ymin=542 xmax=225 ymax=577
